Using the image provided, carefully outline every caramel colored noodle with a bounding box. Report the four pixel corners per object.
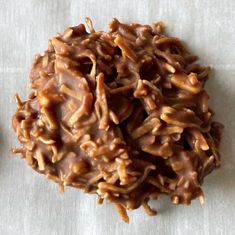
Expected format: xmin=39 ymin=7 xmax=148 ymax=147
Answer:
xmin=115 ymin=204 xmax=129 ymax=223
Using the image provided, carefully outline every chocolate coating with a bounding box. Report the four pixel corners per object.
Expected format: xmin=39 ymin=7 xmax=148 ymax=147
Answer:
xmin=12 ymin=18 xmax=223 ymax=222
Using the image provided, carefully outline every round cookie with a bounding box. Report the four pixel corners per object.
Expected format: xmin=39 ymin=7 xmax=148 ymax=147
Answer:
xmin=12 ymin=18 xmax=223 ymax=223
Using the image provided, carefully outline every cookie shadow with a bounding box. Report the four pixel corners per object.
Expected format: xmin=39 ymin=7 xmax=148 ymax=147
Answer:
xmin=203 ymin=67 xmax=235 ymax=197
xmin=0 ymin=126 xmax=3 ymax=142
xmin=0 ymin=126 xmax=4 ymax=170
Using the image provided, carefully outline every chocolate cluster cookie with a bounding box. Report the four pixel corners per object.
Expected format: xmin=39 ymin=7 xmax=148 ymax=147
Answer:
xmin=12 ymin=18 xmax=223 ymax=223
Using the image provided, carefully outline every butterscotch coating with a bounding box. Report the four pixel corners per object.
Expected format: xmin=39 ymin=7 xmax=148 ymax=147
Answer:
xmin=12 ymin=18 xmax=223 ymax=223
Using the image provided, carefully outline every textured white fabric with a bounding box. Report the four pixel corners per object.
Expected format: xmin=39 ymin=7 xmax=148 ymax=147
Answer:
xmin=0 ymin=0 xmax=234 ymax=234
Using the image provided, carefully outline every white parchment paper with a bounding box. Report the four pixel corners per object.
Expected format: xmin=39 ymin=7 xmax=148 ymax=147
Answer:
xmin=0 ymin=0 xmax=235 ymax=234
